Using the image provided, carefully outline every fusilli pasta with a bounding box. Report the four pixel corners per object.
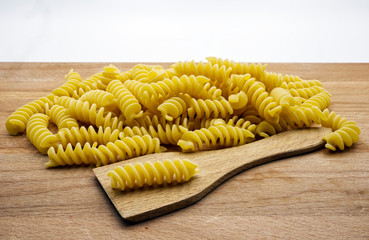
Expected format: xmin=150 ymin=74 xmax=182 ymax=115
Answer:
xmin=108 ymin=159 xmax=199 ymax=191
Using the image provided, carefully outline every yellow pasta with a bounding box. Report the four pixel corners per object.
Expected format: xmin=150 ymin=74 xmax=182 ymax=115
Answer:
xmin=72 ymin=72 xmax=102 ymax=99
xmin=321 ymin=109 xmax=360 ymax=151
xmin=93 ymin=135 xmax=162 ymax=166
xmin=46 ymin=142 xmax=97 ymax=167
xmin=217 ymin=116 xmax=257 ymax=132
xmin=281 ymin=106 xmax=326 ymax=128
xmin=6 ymin=94 xmax=54 ymax=135
xmin=206 ymin=57 xmax=266 ymax=84
xmin=6 ymin=57 xmax=361 ymax=171
xmin=233 ymin=74 xmax=282 ymax=122
xmin=47 ymin=135 xmax=162 ymax=167
xmin=157 ymin=97 xmax=187 ymax=121
xmin=288 ymin=86 xmax=327 ymax=99
xmin=300 ymin=91 xmax=331 ymax=110
xmin=107 ymin=80 xmax=143 ymax=121
xmin=280 ymin=79 xmax=322 ymax=89
xmin=52 ymin=69 xmax=82 ymax=97
xmin=177 ymin=125 xmax=255 ymax=152
xmin=171 ymin=60 xmax=231 ymax=90
xmin=96 ymin=64 xmax=121 ymax=90
xmin=254 ymin=119 xmax=288 ymax=138
xmin=227 ymin=91 xmax=248 ymax=110
xmin=138 ymin=75 xmax=210 ymax=106
xmin=119 ymin=123 xmax=188 ymax=145
xmin=131 ymin=64 xmax=171 ymax=83
xmin=270 ymin=87 xmax=299 ymax=108
xmin=57 ymin=126 xmax=121 ymax=148
xmin=79 ymin=89 xmax=118 ymax=112
xmin=108 ymin=159 xmax=199 ymax=191
xmin=26 ymin=113 xmax=58 ymax=154
xmin=63 ymin=97 xmax=123 ymax=131
xmin=45 ymin=104 xmax=79 ymax=129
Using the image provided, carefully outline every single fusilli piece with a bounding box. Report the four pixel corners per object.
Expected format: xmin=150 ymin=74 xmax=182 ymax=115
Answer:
xmin=72 ymin=72 xmax=102 ymax=99
xmin=96 ymin=64 xmax=121 ymax=90
xmin=206 ymin=57 xmax=266 ymax=83
xmin=171 ymin=60 xmax=231 ymax=90
xmin=26 ymin=113 xmax=58 ymax=154
xmin=108 ymin=159 xmax=199 ymax=191
xmin=45 ymin=104 xmax=79 ymax=129
xmin=254 ymin=119 xmax=289 ymax=138
xmin=177 ymin=125 xmax=255 ymax=152
xmin=214 ymin=116 xmax=257 ymax=133
xmin=231 ymin=74 xmax=282 ymax=122
xmin=119 ymin=123 xmax=188 ymax=145
xmin=46 ymin=142 xmax=97 ymax=167
xmin=57 ymin=126 xmax=121 ymax=148
xmin=270 ymin=87 xmax=300 ymax=108
xmin=288 ymin=86 xmax=327 ymax=100
xmin=157 ymin=96 xmax=187 ymax=121
xmin=138 ymin=75 xmax=210 ymax=107
xmin=107 ymin=80 xmax=143 ymax=121
xmin=281 ymin=106 xmax=326 ymax=128
xmin=6 ymin=94 xmax=54 ymax=135
xmin=79 ymin=89 xmax=118 ymax=112
xmin=52 ymin=69 xmax=82 ymax=97
xmin=321 ymin=109 xmax=360 ymax=151
xmin=61 ymin=97 xmax=123 ymax=131
xmin=131 ymin=64 xmax=171 ymax=83
xmin=93 ymin=135 xmax=162 ymax=166
xmin=280 ymin=79 xmax=323 ymax=90
xmin=300 ymin=91 xmax=331 ymax=110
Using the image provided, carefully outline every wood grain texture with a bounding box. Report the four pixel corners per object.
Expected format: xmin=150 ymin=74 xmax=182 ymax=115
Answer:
xmin=1 ymin=63 xmax=368 ymax=239
xmin=94 ymin=128 xmax=331 ymax=222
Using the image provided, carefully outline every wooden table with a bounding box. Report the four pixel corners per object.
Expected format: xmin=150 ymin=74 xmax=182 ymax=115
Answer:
xmin=1 ymin=63 xmax=368 ymax=239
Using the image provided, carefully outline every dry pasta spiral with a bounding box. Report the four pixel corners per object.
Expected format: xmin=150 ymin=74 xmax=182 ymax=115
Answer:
xmin=93 ymin=135 xmax=162 ymax=166
xmin=131 ymin=64 xmax=171 ymax=83
xmin=46 ymin=142 xmax=97 ymax=167
xmin=72 ymin=72 xmax=102 ymax=99
xmin=187 ymin=97 xmax=234 ymax=119
xmin=300 ymin=91 xmax=331 ymax=110
xmin=178 ymin=125 xmax=255 ymax=152
xmin=120 ymin=123 xmax=188 ymax=145
xmin=45 ymin=104 xmax=79 ymax=129
xmin=157 ymin=97 xmax=187 ymax=121
xmin=321 ymin=109 xmax=360 ymax=151
xmin=108 ymin=159 xmax=199 ymax=191
xmin=270 ymin=87 xmax=299 ymax=108
xmin=255 ymin=119 xmax=289 ymax=138
xmin=206 ymin=57 xmax=266 ymax=83
xmin=57 ymin=126 xmax=121 ymax=148
xmin=232 ymin=74 xmax=282 ymax=122
xmin=288 ymin=86 xmax=327 ymax=99
xmin=52 ymin=70 xmax=82 ymax=97
xmin=79 ymin=89 xmax=118 ymax=112
xmin=6 ymin=94 xmax=54 ymax=135
xmin=216 ymin=116 xmax=257 ymax=132
xmin=107 ymin=80 xmax=143 ymax=121
xmin=138 ymin=75 xmax=210 ymax=106
xmin=26 ymin=113 xmax=58 ymax=154
xmin=96 ymin=64 xmax=121 ymax=90
xmin=281 ymin=106 xmax=326 ymax=128
xmin=172 ymin=61 xmax=231 ymax=90
xmin=62 ymin=97 xmax=123 ymax=131
xmin=280 ymin=79 xmax=322 ymax=89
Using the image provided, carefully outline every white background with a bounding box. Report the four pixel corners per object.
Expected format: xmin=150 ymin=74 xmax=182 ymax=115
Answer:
xmin=0 ymin=0 xmax=368 ymax=62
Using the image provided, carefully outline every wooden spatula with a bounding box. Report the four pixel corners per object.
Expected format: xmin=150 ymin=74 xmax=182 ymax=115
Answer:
xmin=93 ymin=127 xmax=331 ymax=222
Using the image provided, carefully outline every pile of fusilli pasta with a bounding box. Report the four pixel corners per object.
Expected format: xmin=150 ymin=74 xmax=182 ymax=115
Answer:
xmin=5 ymin=57 xmax=361 ymax=167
